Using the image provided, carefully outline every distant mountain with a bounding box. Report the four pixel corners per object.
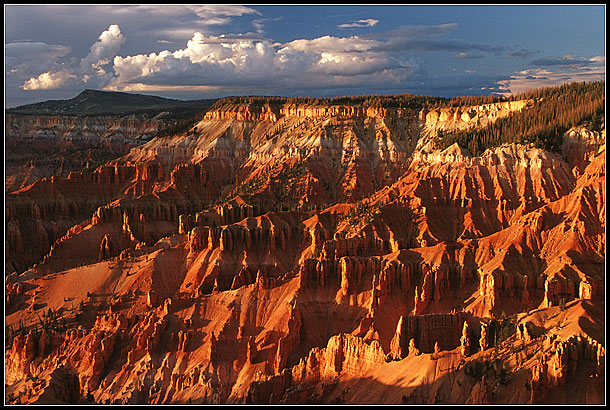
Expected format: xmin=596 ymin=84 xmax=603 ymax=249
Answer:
xmin=6 ymin=89 xmax=217 ymax=118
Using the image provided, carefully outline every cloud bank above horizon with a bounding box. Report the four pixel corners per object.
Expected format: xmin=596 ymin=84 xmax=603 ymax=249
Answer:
xmin=4 ymin=5 xmax=605 ymax=107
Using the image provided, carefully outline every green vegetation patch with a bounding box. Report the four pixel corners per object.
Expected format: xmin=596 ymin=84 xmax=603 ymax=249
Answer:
xmin=435 ymin=81 xmax=605 ymax=156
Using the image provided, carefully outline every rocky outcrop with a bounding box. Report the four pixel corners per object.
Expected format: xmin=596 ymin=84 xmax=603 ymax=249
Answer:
xmin=413 ymin=263 xmax=466 ymax=314
xmin=279 ymin=104 xmax=416 ymax=119
xmin=477 ymin=269 xmax=533 ymax=312
xmin=4 ymin=90 xmax=605 ymax=405
xmin=5 ymin=165 xmax=133 ymax=272
xmin=298 ymin=255 xmax=417 ymax=297
xmin=6 ymin=331 xmax=39 ymax=379
xmin=548 ymin=335 xmax=605 ymax=386
xmin=98 ymin=234 xmax=114 ymax=261
xmin=291 ymin=333 xmax=386 ymax=383
xmin=561 ymin=125 xmax=605 ymax=177
xmin=34 ymin=365 xmax=82 ymax=404
xmin=541 ymin=275 xmax=576 ymax=308
xmin=390 ymin=313 xmax=469 ymax=359
xmin=204 ymin=104 xmax=281 ymax=122
xmin=180 ymin=202 xmax=261 ymax=234
xmin=5 ymin=113 xmax=163 ymax=193
xmin=5 ymin=114 xmax=163 ymax=143
xmin=460 ymin=321 xmax=472 ymax=357
xmin=529 ymin=334 xmax=605 ymax=403
xmin=204 ymin=102 xmax=422 ymax=123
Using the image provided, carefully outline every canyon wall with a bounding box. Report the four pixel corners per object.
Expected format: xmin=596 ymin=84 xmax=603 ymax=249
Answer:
xmin=5 ymin=114 xmax=167 ymax=193
xmin=4 ymin=96 xmax=605 ymax=405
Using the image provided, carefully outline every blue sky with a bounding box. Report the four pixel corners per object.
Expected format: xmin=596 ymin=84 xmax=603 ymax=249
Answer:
xmin=4 ymin=4 xmax=606 ymax=107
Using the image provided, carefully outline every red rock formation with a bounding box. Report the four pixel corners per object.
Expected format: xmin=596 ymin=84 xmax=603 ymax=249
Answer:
xmin=5 ymin=113 xmax=165 ymax=193
xmin=460 ymin=321 xmax=472 ymax=357
xmin=4 ymin=95 xmax=604 ymax=405
xmin=390 ymin=313 xmax=470 ymax=359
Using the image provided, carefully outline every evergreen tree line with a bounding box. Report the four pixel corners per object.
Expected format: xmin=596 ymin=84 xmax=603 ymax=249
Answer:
xmin=211 ymin=93 xmax=499 ymax=110
xmin=160 ymin=81 xmax=603 ymax=146
xmin=213 ymin=82 xmax=603 ymax=113
xmin=435 ymin=81 xmax=605 ymax=156
xmin=211 ymin=87 xmax=569 ymax=110
xmin=212 ymin=94 xmax=504 ymax=109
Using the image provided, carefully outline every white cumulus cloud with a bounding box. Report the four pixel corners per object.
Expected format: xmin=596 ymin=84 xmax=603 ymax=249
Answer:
xmin=283 ymin=35 xmax=380 ymax=54
xmin=185 ymin=5 xmax=261 ymax=25
xmin=106 ymin=31 xmax=418 ymax=93
xmin=79 ymin=24 xmax=126 ymax=74
xmin=498 ymin=66 xmax=605 ymax=95
xmin=22 ymin=71 xmax=76 ymax=90
xmin=338 ymin=18 xmax=379 ymax=29
xmin=20 ymin=24 xmax=126 ymax=91
xmin=18 ymin=20 xmax=493 ymax=98
xmin=110 ymin=32 xmax=280 ymax=88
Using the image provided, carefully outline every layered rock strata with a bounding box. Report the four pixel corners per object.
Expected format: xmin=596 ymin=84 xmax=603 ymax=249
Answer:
xmin=4 ymin=98 xmax=605 ymax=405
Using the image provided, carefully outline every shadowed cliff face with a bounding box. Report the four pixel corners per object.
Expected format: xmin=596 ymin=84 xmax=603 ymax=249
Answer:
xmin=4 ymin=97 xmax=605 ymax=405
xmin=5 ymin=114 xmax=165 ymax=193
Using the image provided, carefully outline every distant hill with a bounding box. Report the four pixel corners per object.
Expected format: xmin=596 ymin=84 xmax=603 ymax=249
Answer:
xmin=6 ymin=89 xmax=218 ymax=118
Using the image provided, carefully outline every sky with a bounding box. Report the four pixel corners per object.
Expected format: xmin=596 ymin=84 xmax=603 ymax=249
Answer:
xmin=4 ymin=4 xmax=606 ymax=107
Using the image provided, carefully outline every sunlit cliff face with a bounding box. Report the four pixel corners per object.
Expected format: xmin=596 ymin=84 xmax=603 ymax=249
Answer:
xmin=5 ymin=94 xmax=605 ymax=405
